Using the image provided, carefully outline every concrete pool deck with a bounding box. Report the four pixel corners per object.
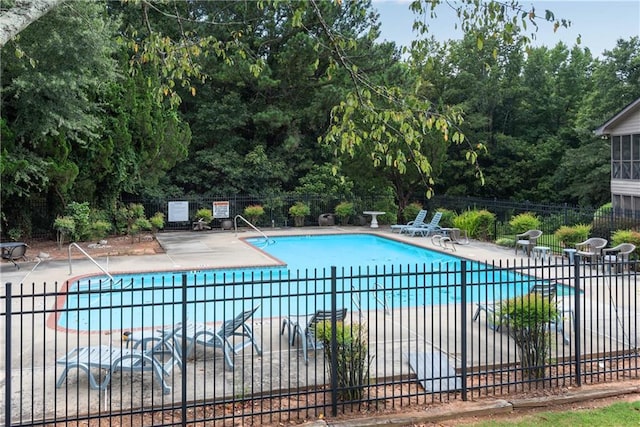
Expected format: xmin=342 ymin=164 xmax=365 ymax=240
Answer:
xmin=1 ymin=226 xmax=638 ymax=424
xmin=0 ymin=225 xmax=522 ymax=286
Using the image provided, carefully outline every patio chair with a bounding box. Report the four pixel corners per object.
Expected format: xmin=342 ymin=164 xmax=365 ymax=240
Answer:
xmin=1 ymin=242 xmax=28 ymax=269
xmin=472 ymin=282 xmax=572 ymax=344
xmin=126 ymin=306 xmax=263 ymax=371
xmin=575 ymin=237 xmax=608 ymax=263
xmin=280 ymin=308 xmax=348 ymax=364
xmin=514 ymin=230 xmax=542 ymax=257
xmin=602 ymin=243 xmax=636 ymax=272
xmin=55 ymin=344 xmax=178 ymax=394
xmin=404 ymin=212 xmax=443 ymax=237
xmin=390 ymin=209 xmax=427 ymax=233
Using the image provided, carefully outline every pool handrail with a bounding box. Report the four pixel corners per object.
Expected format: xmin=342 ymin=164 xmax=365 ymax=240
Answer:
xmin=234 ymin=215 xmax=272 ymax=243
xmin=68 ymin=242 xmax=116 ymax=283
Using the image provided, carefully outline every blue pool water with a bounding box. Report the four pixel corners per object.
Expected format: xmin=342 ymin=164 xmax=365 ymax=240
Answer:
xmin=58 ymin=234 xmax=569 ymax=332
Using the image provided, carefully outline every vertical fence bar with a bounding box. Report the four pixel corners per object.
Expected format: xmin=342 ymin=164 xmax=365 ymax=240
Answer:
xmin=460 ymin=261 xmax=468 ymax=401
xmin=573 ymin=256 xmax=582 ymax=387
xmin=4 ymin=282 xmax=11 ymax=426
xmin=330 ymin=266 xmax=338 ymax=417
xmin=181 ymin=273 xmax=188 ymax=427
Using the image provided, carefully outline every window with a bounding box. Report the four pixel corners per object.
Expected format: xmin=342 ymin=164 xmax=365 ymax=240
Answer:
xmin=612 ymin=134 xmax=640 ymax=180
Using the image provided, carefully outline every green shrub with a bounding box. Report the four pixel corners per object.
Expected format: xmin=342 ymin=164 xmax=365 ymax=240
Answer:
xmin=244 ymin=204 xmax=265 ymax=225
xmin=194 ymin=208 xmax=213 ymax=223
xmin=149 ymin=212 xmax=165 ymax=233
xmin=289 ymin=202 xmax=310 ymax=226
xmin=509 ymin=212 xmax=541 ymax=234
xmin=594 ymin=202 xmax=613 ymax=220
xmin=314 ymin=320 xmax=371 ymax=401
xmin=130 ymin=217 xmax=152 ymax=242
xmin=495 ymin=237 xmax=515 ymax=248
xmin=53 ymin=216 xmax=75 ymax=248
xmin=554 ymin=224 xmax=590 ymax=248
xmin=611 ymin=229 xmax=640 ymax=258
xmin=90 ymin=220 xmax=112 ymax=240
xmin=401 ymin=202 xmax=423 ymax=224
xmin=288 ymin=201 xmax=310 ymax=217
xmin=334 ymin=201 xmax=355 ymax=225
xmin=437 ymin=208 xmax=457 ymax=228
xmin=7 ymin=228 xmax=22 ymax=241
xmin=128 ymin=203 xmax=146 ymax=220
xmin=454 ymin=209 xmax=495 ymax=241
xmin=499 ymin=293 xmax=558 ymax=379
xmin=66 ymin=201 xmax=91 ymax=241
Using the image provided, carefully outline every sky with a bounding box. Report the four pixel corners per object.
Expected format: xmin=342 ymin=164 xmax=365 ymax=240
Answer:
xmin=374 ymin=0 xmax=640 ymax=57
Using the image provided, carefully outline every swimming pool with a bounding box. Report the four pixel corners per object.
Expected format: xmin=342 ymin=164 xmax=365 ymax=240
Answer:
xmin=56 ymin=234 xmax=566 ymax=332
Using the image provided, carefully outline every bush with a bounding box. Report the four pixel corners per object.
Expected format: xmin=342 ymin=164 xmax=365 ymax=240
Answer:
xmin=289 ymin=201 xmax=310 ymax=217
xmin=194 ymin=208 xmax=213 ymax=223
xmin=244 ymin=205 xmax=265 ymax=226
xmin=611 ymin=229 xmax=640 ymax=259
xmin=554 ymin=224 xmax=590 ymax=248
xmin=499 ymin=293 xmax=558 ymax=379
xmin=149 ymin=212 xmax=165 ymax=233
xmin=454 ymin=209 xmax=495 ymax=241
xmin=509 ymin=212 xmax=541 ymax=234
xmin=53 ymin=216 xmax=75 ymax=249
xmin=437 ymin=208 xmax=457 ymax=228
xmin=401 ymin=202 xmax=423 ymax=224
xmin=314 ymin=320 xmax=371 ymax=401
xmin=334 ymin=201 xmax=355 ymax=225
xmin=90 ymin=220 xmax=112 ymax=240
xmin=66 ymin=201 xmax=91 ymax=241
xmin=130 ymin=217 xmax=152 ymax=242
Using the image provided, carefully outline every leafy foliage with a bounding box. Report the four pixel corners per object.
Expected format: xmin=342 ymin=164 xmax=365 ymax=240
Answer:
xmin=499 ymin=293 xmax=558 ymax=379
xmin=454 ymin=209 xmax=495 ymax=241
xmin=554 ymin=224 xmax=591 ymax=248
xmin=314 ymin=320 xmax=371 ymax=401
xmin=509 ymin=212 xmax=541 ymax=234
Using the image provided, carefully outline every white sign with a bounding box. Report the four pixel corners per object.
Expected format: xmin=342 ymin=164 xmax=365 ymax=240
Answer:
xmin=213 ymin=201 xmax=230 ymax=219
xmin=168 ymin=201 xmax=189 ymax=222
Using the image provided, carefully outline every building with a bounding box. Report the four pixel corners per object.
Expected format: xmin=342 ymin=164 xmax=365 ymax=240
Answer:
xmin=595 ymin=97 xmax=640 ymax=218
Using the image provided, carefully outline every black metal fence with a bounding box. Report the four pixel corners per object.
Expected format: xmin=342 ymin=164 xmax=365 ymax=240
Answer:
xmin=13 ymin=194 xmax=640 ymax=241
xmin=3 ymin=255 xmax=639 ymax=426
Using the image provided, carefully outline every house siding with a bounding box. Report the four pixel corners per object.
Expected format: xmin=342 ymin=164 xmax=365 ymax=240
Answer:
xmin=611 ymin=180 xmax=640 ymax=196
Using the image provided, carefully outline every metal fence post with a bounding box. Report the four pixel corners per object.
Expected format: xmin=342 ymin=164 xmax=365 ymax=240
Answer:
xmin=460 ymin=262 xmax=468 ymax=401
xmin=4 ymin=282 xmax=11 ymax=426
xmin=181 ymin=273 xmax=188 ymax=427
xmin=330 ymin=266 xmax=338 ymax=417
xmin=573 ymin=256 xmax=582 ymax=387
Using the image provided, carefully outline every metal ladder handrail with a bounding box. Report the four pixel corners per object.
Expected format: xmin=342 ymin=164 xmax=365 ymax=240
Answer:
xmin=68 ymin=242 xmax=115 ymax=282
xmin=234 ymin=215 xmax=271 ymax=242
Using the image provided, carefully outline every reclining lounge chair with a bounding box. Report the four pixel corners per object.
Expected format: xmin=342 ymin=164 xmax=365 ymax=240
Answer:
xmin=403 ymin=212 xmax=443 ymax=237
xmin=56 ymin=344 xmax=178 ymax=394
xmin=281 ymin=308 xmax=348 ymax=364
xmin=390 ymin=210 xmax=427 ymax=234
xmin=125 ymin=305 xmax=263 ymax=371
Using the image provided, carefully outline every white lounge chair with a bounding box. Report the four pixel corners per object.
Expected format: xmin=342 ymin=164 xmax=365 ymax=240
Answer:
xmin=281 ymin=308 xmax=347 ymax=364
xmin=390 ymin=209 xmax=427 ymax=234
xmin=56 ymin=344 xmax=178 ymax=394
xmin=403 ymin=212 xmax=443 ymax=237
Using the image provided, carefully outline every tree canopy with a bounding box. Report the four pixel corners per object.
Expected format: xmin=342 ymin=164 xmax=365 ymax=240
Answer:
xmin=1 ymin=0 xmax=638 ymax=236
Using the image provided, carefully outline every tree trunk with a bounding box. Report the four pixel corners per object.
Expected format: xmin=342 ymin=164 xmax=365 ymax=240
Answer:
xmin=0 ymin=0 xmax=61 ymax=47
